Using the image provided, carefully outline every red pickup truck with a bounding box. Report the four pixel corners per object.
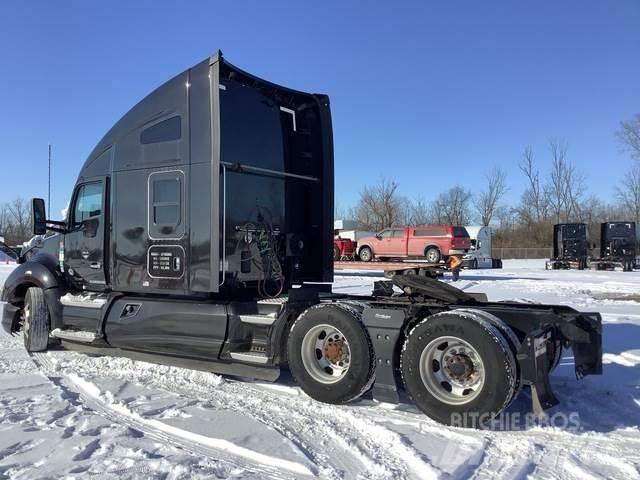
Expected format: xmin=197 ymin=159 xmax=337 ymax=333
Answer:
xmin=357 ymin=226 xmax=471 ymax=263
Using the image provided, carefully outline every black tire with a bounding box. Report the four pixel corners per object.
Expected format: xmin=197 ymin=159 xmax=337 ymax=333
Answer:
xmin=454 ymin=309 xmax=522 ymax=400
xmin=578 ymin=259 xmax=585 ymax=270
xmin=358 ymin=246 xmax=373 ymax=262
xmin=497 ymin=259 xmax=503 ymax=269
xmin=425 ymin=247 xmax=441 ymax=264
xmin=401 ymin=311 xmax=517 ymax=427
xmin=288 ymin=304 xmax=375 ymax=404
xmin=333 ymin=245 xmax=341 ymax=261
xmin=23 ymin=287 xmax=50 ymax=352
xmin=472 ymin=259 xmax=478 ymax=269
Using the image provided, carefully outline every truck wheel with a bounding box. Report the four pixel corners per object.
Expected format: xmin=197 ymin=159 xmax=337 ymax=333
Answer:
xmin=333 ymin=245 xmax=341 ymax=261
xmin=288 ymin=304 xmax=375 ymax=404
xmin=425 ymin=247 xmax=441 ymax=264
xmin=358 ymin=247 xmax=373 ymax=262
xmin=453 ymin=308 xmax=521 ymax=400
xmin=23 ymin=287 xmax=50 ymax=352
xmin=401 ymin=311 xmax=517 ymax=427
xmin=472 ymin=259 xmax=478 ymax=269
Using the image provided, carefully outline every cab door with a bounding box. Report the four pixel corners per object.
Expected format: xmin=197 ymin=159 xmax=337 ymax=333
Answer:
xmin=374 ymin=229 xmax=395 ymax=255
xmin=64 ymin=180 xmax=108 ymax=291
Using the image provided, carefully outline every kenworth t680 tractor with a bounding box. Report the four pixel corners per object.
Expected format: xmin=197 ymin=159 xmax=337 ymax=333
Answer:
xmin=1 ymin=52 xmax=602 ymax=427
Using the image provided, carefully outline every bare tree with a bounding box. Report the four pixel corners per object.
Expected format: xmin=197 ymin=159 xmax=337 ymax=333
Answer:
xmin=405 ymin=197 xmax=432 ymax=226
xmin=518 ymin=146 xmax=548 ymax=223
xmin=475 ymin=167 xmax=508 ymax=226
xmin=618 ymin=113 xmax=640 ymax=161
xmin=0 ymin=205 xmax=10 ymax=237
xmin=6 ymin=198 xmax=31 ymax=244
xmin=545 ymin=139 xmax=585 ymax=223
xmin=354 ymin=178 xmax=402 ymax=231
xmin=616 ymin=164 xmax=640 ymax=224
xmin=433 ymin=185 xmax=472 ymax=225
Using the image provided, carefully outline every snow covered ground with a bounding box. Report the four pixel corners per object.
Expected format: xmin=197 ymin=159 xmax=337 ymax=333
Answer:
xmin=1 ymin=260 xmax=639 ymax=479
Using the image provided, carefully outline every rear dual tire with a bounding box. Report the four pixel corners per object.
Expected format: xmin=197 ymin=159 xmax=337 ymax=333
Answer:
xmin=401 ymin=311 xmax=519 ymax=427
xmin=288 ymin=304 xmax=375 ymax=404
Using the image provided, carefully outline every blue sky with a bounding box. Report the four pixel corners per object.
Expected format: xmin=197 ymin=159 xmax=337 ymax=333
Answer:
xmin=1 ymin=1 xmax=638 ymax=219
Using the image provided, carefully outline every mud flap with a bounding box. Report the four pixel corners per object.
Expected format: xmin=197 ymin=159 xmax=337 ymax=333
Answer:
xmin=516 ymin=328 xmax=559 ymax=417
xmin=559 ymin=313 xmax=603 ymax=378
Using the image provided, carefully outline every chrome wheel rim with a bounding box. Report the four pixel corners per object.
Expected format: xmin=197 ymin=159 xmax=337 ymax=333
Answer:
xmin=419 ymin=336 xmax=485 ymax=405
xmin=301 ymin=324 xmax=351 ymax=384
xmin=426 ymin=250 xmax=438 ymax=263
xmin=23 ymin=303 xmax=31 ymax=336
xmin=359 ymin=249 xmax=371 ymax=261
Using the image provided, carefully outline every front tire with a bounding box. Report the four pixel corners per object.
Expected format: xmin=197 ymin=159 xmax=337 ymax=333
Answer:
xmin=288 ymin=304 xmax=375 ymax=404
xmin=358 ymin=247 xmax=373 ymax=262
xmin=23 ymin=287 xmax=50 ymax=352
xmin=401 ymin=311 xmax=517 ymax=427
xmin=333 ymin=245 xmax=341 ymax=261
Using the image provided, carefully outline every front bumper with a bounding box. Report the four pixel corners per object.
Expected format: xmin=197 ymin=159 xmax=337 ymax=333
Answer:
xmin=0 ymin=301 xmax=19 ymax=335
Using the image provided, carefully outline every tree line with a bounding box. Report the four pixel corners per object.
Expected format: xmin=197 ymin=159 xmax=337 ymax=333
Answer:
xmin=0 ymin=198 xmax=32 ymax=246
xmin=338 ymin=114 xmax=640 ymax=249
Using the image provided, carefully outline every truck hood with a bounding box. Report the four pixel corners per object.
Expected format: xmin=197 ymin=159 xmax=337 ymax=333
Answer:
xmin=358 ymin=236 xmax=377 ymax=245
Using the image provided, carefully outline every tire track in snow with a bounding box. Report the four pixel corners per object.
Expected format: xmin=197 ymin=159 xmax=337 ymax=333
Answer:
xmin=32 ymin=350 xmax=441 ymax=479
xmin=30 ymin=352 xmax=313 ymax=479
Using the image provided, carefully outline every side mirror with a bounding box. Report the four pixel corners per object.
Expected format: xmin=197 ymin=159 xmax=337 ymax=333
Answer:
xmin=83 ymin=218 xmax=99 ymax=238
xmin=375 ymin=233 xmax=382 ymax=239
xmin=32 ymin=198 xmax=47 ymax=235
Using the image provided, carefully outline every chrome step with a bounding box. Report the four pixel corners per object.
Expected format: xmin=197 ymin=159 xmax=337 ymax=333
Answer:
xmin=51 ymin=328 xmax=97 ymax=343
xmin=229 ymin=351 xmax=269 ymax=364
xmin=60 ymin=293 xmax=107 ymax=309
xmin=257 ymin=296 xmax=288 ymax=305
xmin=239 ymin=313 xmax=277 ymax=326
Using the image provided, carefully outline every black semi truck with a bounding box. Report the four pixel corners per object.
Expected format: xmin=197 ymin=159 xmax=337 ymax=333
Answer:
xmin=1 ymin=52 xmax=603 ymax=427
xmin=591 ymin=222 xmax=637 ymax=272
xmin=545 ymin=223 xmax=589 ymax=270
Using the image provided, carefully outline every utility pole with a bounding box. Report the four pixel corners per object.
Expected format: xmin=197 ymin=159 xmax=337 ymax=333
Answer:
xmin=48 ymin=144 xmax=51 ymax=214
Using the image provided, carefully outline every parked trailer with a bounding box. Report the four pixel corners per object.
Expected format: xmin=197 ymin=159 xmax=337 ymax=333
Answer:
xmin=545 ymin=223 xmax=589 ymax=270
xmin=591 ymin=222 xmax=637 ymax=272
xmin=1 ymin=52 xmax=602 ymax=427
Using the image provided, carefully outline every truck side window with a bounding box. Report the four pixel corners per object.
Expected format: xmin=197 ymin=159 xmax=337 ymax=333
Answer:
xmin=392 ymin=230 xmax=404 ymax=237
xmin=73 ymin=183 xmax=102 ymax=224
xmin=140 ymin=116 xmax=182 ymax=144
xmin=148 ymin=170 xmax=184 ymax=238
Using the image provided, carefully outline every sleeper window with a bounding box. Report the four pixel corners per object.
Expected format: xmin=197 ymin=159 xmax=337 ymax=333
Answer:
xmin=140 ymin=116 xmax=182 ymax=144
xmin=149 ymin=171 xmax=184 ymax=238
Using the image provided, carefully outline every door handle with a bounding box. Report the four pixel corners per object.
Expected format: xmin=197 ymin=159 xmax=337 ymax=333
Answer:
xmin=89 ymin=262 xmax=102 ymax=269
